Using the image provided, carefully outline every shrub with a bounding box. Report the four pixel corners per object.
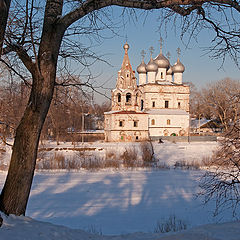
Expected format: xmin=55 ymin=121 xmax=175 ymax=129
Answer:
xmin=67 ymin=158 xmax=81 ymax=169
xmin=36 ymin=153 xmax=66 ymax=169
xmin=121 ymin=147 xmax=138 ymax=168
xmin=105 ymin=150 xmax=116 ymax=160
xmin=85 ymin=224 xmax=102 ymax=235
xmin=140 ymin=141 xmax=155 ymax=167
xmin=104 ymin=159 xmax=120 ymax=169
xmin=155 ymin=162 xmax=170 ymax=169
xmin=80 ymin=156 xmax=104 ymax=170
xmin=174 ymin=160 xmax=200 ymax=170
xmin=54 ymin=153 xmax=66 ymax=168
xmin=154 ymin=215 xmax=187 ymax=233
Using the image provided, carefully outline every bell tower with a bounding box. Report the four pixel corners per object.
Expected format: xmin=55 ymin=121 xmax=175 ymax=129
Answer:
xmin=116 ymin=42 xmax=136 ymax=90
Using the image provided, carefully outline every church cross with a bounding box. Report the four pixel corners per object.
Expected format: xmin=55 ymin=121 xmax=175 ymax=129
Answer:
xmin=158 ymin=37 xmax=163 ymax=53
xmin=149 ymin=46 xmax=154 ymax=56
xmin=141 ymin=50 xmax=146 ymax=60
xmin=166 ymin=51 xmax=171 ymax=60
xmin=177 ymin=47 xmax=181 ymax=58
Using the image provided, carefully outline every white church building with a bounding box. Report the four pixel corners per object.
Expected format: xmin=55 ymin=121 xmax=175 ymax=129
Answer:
xmin=104 ymin=42 xmax=190 ymax=142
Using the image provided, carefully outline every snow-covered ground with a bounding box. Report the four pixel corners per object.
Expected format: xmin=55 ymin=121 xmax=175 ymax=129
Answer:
xmin=1 ymin=213 xmax=240 ymax=240
xmin=35 ymin=140 xmax=218 ymax=167
xmin=0 ymin=140 xmax=239 ymax=239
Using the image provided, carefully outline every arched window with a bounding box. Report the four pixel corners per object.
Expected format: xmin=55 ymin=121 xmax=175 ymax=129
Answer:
xmin=151 ymin=119 xmax=155 ymax=125
xmin=141 ymin=100 xmax=144 ymax=111
xmin=161 ymin=72 xmax=163 ymax=79
xmin=135 ymin=93 xmax=138 ymax=102
xmin=117 ymin=93 xmax=121 ymax=102
xmin=167 ymin=119 xmax=171 ymax=125
xmin=126 ymin=93 xmax=132 ymax=103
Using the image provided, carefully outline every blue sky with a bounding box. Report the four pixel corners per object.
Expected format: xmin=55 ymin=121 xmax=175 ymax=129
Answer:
xmin=77 ymin=8 xmax=240 ymax=103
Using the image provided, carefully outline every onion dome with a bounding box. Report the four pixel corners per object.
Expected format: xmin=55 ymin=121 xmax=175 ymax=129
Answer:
xmin=123 ymin=42 xmax=129 ymax=51
xmin=146 ymin=57 xmax=158 ymax=72
xmin=137 ymin=60 xmax=147 ymax=74
xmin=166 ymin=65 xmax=173 ymax=75
xmin=154 ymin=53 xmax=170 ymax=69
xmin=172 ymin=58 xmax=185 ymax=73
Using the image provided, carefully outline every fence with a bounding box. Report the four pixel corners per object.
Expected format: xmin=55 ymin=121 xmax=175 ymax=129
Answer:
xmin=150 ymin=135 xmax=217 ymax=142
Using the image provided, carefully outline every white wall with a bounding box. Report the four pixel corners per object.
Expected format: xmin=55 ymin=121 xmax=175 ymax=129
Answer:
xmin=148 ymin=114 xmax=189 ymax=136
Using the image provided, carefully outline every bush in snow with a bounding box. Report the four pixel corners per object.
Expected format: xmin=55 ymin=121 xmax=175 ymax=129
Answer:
xmin=154 ymin=215 xmax=187 ymax=233
xmin=140 ymin=141 xmax=155 ymax=167
xmin=174 ymin=160 xmax=200 ymax=170
xmin=121 ymin=147 xmax=139 ymax=168
xmin=85 ymin=224 xmax=102 ymax=235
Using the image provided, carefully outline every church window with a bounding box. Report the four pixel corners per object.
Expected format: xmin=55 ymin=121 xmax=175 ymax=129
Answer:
xmin=152 ymin=101 xmax=155 ymax=108
xmin=133 ymin=121 xmax=138 ymax=127
xmin=151 ymin=119 xmax=155 ymax=125
xmin=117 ymin=93 xmax=121 ymax=102
xmin=126 ymin=93 xmax=131 ymax=103
xmin=119 ymin=121 xmax=123 ymax=127
xmin=165 ymin=100 xmax=169 ymax=108
xmin=167 ymin=119 xmax=171 ymax=125
xmin=141 ymin=100 xmax=144 ymax=111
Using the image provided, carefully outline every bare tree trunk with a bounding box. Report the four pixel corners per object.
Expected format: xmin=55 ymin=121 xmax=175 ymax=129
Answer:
xmin=0 ymin=0 xmax=65 ymax=215
xmin=0 ymin=0 xmax=11 ymax=56
xmin=0 ymin=73 xmax=55 ymax=215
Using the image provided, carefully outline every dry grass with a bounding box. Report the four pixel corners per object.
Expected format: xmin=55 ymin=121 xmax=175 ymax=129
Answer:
xmin=140 ymin=141 xmax=155 ymax=167
xmin=154 ymin=215 xmax=187 ymax=233
xmin=174 ymin=160 xmax=200 ymax=170
xmin=121 ymin=147 xmax=139 ymax=168
xmin=105 ymin=150 xmax=116 ymax=159
xmin=202 ymin=156 xmax=214 ymax=167
xmin=104 ymin=159 xmax=120 ymax=168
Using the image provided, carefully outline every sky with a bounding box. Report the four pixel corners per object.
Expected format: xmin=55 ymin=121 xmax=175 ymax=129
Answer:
xmin=73 ymin=8 xmax=240 ymax=103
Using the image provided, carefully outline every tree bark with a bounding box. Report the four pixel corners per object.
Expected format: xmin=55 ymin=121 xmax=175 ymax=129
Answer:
xmin=0 ymin=0 xmax=65 ymax=215
xmin=0 ymin=64 xmax=58 ymax=215
xmin=0 ymin=75 xmax=53 ymax=214
xmin=0 ymin=0 xmax=11 ymax=57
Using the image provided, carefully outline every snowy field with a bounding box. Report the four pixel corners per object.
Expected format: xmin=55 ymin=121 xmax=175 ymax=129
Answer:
xmin=1 ymin=140 xmax=240 ymax=239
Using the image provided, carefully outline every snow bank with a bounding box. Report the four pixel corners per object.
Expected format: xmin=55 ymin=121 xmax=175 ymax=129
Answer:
xmin=1 ymin=213 xmax=240 ymax=240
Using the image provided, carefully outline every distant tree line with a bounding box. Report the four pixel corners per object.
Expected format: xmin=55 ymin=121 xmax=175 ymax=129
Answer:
xmin=190 ymin=78 xmax=240 ymax=131
xmin=0 ymin=77 xmax=110 ymax=143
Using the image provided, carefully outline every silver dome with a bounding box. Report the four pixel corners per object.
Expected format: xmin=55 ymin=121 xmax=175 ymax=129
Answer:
xmin=166 ymin=65 xmax=173 ymax=75
xmin=146 ymin=57 xmax=158 ymax=72
xmin=137 ymin=60 xmax=147 ymax=74
xmin=154 ymin=53 xmax=170 ymax=69
xmin=172 ymin=58 xmax=185 ymax=73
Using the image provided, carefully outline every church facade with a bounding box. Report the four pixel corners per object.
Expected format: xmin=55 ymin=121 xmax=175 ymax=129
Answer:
xmin=104 ymin=42 xmax=190 ymax=142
